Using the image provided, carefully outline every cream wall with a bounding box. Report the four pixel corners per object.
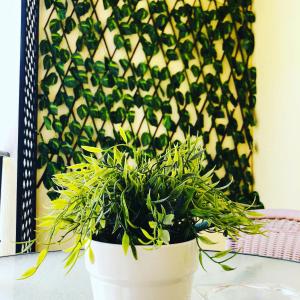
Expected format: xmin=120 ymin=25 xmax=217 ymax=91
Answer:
xmin=0 ymin=0 xmax=21 ymax=255
xmin=253 ymin=0 xmax=300 ymax=210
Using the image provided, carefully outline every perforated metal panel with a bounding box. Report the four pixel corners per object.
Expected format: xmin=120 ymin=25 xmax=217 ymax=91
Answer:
xmin=16 ymin=0 xmax=39 ymax=252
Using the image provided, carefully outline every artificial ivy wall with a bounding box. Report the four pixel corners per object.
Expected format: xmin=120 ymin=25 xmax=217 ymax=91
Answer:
xmin=37 ymin=0 xmax=259 ymax=205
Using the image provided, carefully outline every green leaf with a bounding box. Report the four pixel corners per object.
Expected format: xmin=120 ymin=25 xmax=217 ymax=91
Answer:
xmin=64 ymin=75 xmax=78 ymax=88
xmin=56 ymin=62 xmax=64 ymax=76
xmin=53 ymin=120 xmax=63 ymax=133
xmin=82 ymin=146 xmax=101 ymax=153
xmin=146 ymin=108 xmax=158 ymax=126
xmin=163 ymin=115 xmax=175 ymax=131
xmin=65 ymin=17 xmax=76 ymax=34
xmin=213 ymin=249 xmax=232 ymax=259
xmin=94 ymin=90 xmax=105 ymax=104
xmin=101 ymin=74 xmax=115 ymax=88
xmin=171 ymin=71 xmax=185 ymax=88
xmin=37 ymin=248 xmax=48 ymax=266
xmin=75 ymin=2 xmax=90 ymax=17
xmin=134 ymin=8 xmax=148 ymax=21
xmin=72 ymin=52 xmax=84 ymax=66
xmin=44 ymin=73 xmax=58 ymax=86
xmin=223 ymin=38 xmax=235 ymax=55
xmin=163 ymin=214 xmax=174 ymax=226
xmin=50 ymin=19 xmax=61 ymax=33
xmin=43 ymin=55 xmax=53 ymax=69
xmin=108 ymin=61 xmax=119 ymax=76
xmin=119 ymin=59 xmax=129 ymax=71
xmin=151 ymin=66 xmax=160 ymax=79
xmin=64 ymin=132 xmax=74 ymax=144
xmin=122 ymin=232 xmax=130 ymax=255
xmin=45 ymin=0 xmax=53 ymax=9
xmin=57 ymin=8 xmax=67 ymax=20
xmin=83 ymin=89 xmax=93 ymax=102
xmin=191 ymin=65 xmax=201 ymax=77
xmin=84 ymin=125 xmax=93 ymax=139
xmin=65 ymin=95 xmax=74 ymax=108
xmin=77 ymin=104 xmax=88 ymax=120
xmin=79 ymin=20 xmax=91 ymax=34
xmin=94 ymin=21 xmax=102 ymax=34
xmin=136 ymin=63 xmax=148 ymax=77
xmin=69 ymin=120 xmax=81 ymax=135
xmin=111 ymin=107 xmax=126 ymax=124
xmin=99 ymin=107 xmax=109 ymax=121
xmin=88 ymin=247 xmax=95 ymax=264
xmin=40 ymin=40 xmax=51 ymax=55
xmin=220 ymin=264 xmax=235 ymax=271
xmin=155 ymin=14 xmax=168 ymax=30
xmin=198 ymin=235 xmax=217 ymax=245
xmin=114 ymin=34 xmax=125 ymax=49
xmin=161 ymin=33 xmax=176 ymax=47
xmin=116 ymin=77 xmax=128 ymax=90
xmin=119 ymin=127 xmax=127 ymax=143
xmin=43 ymin=116 xmax=52 ymax=130
xmin=37 ymin=155 xmax=48 ymax=168
xmin=51 ymin=33 xmax=63 ymax=45
xmin=48 ymin=139 xmax=60 ymax=154
xmin=154 ymin=134 xmax=168 ymax=150
xmin=166 ymin=49 xmax=178 ymax=61
xmin=91 ymin=73 xmax=100 ymax=86
xmin=74 ymin=70 xmax=88 ymax=84
xmin=60 ymin=48 xmax=70 ymax=63
xmin=141 ymin=228 xmax=153 ymax=240
xmin=107 ymin=17 xmax=117 ymax=31
xmin=94 ymin=61 xmax=106 ymax=73
xmin=49 ymin=103 xmax=58 ymax=115
xmin=141 ymin=132 xmax=151 ymax=146
xmin=18 ymin=267 xmax=37 ymax=280
xmin=76 ymin=36 xmax=84 ymax=51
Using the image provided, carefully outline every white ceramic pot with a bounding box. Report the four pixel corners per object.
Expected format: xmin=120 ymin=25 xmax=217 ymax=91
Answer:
xmin=85 ymin=239 xmax=199 ymax=300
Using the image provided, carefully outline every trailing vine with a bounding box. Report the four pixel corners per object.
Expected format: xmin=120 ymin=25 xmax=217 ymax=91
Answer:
xmin=37 ymin=0 xmax=260 ymax=205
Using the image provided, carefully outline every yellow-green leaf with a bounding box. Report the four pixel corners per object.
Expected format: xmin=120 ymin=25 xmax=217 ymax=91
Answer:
xmin=122 ymin=232 xmax=130 ymax=255
xmin=141 ymin=228 xmax=153 ymax=240
xmin=82 ymin=146 xmax=101 ymax=153
xmin=246 ymin=211 xmax=264 ymax=218
xmin=213 ymin=249 xmax=231 ymax=259
xmin=64 ymin=248 xmax=79 ymax=269
xmin=220 ymin=264 xmax=235 ymax=271
xmin=198 ymin=235 xmax=217 ymax=245
xmin=51 ymin=199 xmax=68 ymax=210
xmin=119 ymin=127 xmax=127 ymax=143
xmin=37 ymin=248 xmax=48 ymax=266
xmin=18 ymin=267 xmax=37 ymax=280
xmin=199 ymin=252 xmax=206 ymax=271
xmin=67 ymin=163 xmax=88 ymax=169
xmin=88 ymin=247 xmax=95 ymax=264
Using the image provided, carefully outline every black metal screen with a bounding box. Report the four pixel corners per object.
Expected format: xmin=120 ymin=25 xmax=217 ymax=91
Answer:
xmin=16 ymin=0 xmax=40 ymax=252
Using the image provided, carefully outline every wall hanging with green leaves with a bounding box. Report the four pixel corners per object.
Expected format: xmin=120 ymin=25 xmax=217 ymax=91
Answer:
xmin=37 ymin=0 xmax=260 ymax=205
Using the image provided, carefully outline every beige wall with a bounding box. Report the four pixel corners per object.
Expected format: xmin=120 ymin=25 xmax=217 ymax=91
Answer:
xmin=253 ymin=0 xmax=300 ymax=210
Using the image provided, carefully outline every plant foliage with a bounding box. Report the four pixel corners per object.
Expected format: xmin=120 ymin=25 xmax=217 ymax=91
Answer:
xmin=37 ymin=0 xmax=259 ymax=211
xmin=20 ymin=135 xmax=262 ymax=278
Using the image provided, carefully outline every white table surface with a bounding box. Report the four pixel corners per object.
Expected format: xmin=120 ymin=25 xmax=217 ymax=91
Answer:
xmin=0 ymin=251 xmax=300 ymax=300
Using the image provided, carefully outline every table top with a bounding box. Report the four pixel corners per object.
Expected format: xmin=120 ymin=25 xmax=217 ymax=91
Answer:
xmin=0 ymin=251 xmax=300 ymax=300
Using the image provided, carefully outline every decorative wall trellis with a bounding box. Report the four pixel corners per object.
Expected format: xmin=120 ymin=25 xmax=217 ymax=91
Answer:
xmin=17 ymin=0 xmax=40 ymax=252
xmin=37 ymin=0 xmax=260 ymax=205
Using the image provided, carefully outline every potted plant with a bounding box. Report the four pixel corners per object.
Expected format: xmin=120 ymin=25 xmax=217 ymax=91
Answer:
xmin=21 ymin=131 xmax=262 ymax=300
